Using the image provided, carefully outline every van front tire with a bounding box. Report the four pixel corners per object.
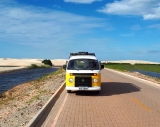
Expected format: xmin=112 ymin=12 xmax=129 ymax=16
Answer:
xmin=67 ymin=90 xmax=71 ymax=93
xmin=95 ymin=91 xmax=100 ymax=94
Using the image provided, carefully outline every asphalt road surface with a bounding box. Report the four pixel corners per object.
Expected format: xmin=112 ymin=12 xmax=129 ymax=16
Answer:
xmin=38 ymin=68 xmax=160 ymax=127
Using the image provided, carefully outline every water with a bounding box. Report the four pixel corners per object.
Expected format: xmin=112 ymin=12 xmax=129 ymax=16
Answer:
xmin=131 ymin=70 xmax=160 ymax=79
xmin=0 ymin=68 xmax=58 ymax=94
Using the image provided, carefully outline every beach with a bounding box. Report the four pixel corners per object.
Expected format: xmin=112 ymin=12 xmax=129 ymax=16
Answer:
xmin=0 ymin=58 xmax=67 ymax=73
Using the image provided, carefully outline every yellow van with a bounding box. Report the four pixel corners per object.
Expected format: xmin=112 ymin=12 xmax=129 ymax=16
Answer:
xmin=63 ymin=52 xmax=104 ymax=94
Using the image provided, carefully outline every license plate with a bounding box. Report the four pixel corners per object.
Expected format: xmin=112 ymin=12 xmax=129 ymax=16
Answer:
xmin=79 ymin=87 xmax=88 ymax=90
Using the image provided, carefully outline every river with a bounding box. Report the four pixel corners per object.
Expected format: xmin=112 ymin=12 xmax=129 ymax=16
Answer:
xmin=0 ymin=68 xmax=58 ymax=94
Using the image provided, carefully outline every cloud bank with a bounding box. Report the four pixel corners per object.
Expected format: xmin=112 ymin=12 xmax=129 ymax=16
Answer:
xmin=0 ymin=0 xmax=105 ymax=48
xmin=97 ymin=0 xmax=160 ymax=20
xmin=64 ymin=0 xmax=101 ymax=4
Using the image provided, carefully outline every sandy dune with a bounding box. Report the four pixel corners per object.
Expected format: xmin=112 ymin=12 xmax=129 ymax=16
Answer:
xmin=0 ymin=58 xmax=67 ymax=67
xmin=102 ymin=60 xmax=160 ymax=65
xmin=0 ymin=58 xmax=159 ymax=67
xmin=0 ymin=58 xmax=67 ymax=73
xmin=0 ymin=58 xmax=159 ymax=73
xmin=51 ymin=59 xmax=67 ymax=66
xmin=0 ymin=58 xmax=43 ymax=67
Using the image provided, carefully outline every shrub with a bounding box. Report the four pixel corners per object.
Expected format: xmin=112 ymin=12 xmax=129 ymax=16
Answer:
xmin=27 ymin=64 xmax=39 ymax=69
xmin=42 ymin=59 xmax=53 ymax=66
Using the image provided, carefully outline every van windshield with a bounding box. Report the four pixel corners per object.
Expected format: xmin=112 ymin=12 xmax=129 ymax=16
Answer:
xmin=67 ymin=59 xmax=99 ymax=70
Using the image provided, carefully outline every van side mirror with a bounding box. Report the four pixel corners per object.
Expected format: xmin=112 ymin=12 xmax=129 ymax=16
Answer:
xmin=63 ymin=65 xmax=66 ymax=70
xmin=101 ymin=65 xmax=104 ymax=70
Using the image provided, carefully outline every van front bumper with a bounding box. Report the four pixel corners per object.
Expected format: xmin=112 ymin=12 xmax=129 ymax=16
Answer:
xmin=66 ymin=86 xmax=101 ymax=91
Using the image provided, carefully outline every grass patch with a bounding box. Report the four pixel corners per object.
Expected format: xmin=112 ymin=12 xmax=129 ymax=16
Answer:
xmin=26 ymin=64 xmax=51 ymax=69
xmin=52 ymin=68 xmax=64 ymax=75
xmin=26 ymin=89 xmax=47 ymax=104
xmin=103 ymin=63 xmax=160 ymax=73
xmin=26 ymin=94 xmax=41 ymax=104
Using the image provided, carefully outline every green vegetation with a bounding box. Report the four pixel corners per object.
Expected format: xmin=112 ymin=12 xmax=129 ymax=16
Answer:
xmin=26 ymin=94 xmax=40 ymax=104
xmin=26 ymin=90 xmax=47 ymax=104
xmin=42 ymin=59 xmax=53 ymax=66
xmin=103 ymin=63 xmax=160 ymax=73
xmin=27 ymin=64 xmax=39 ymax=69
xmin=26 ymin=64 xmax=51 ymax=69
xmin=53 ymin=68 xmax=64 ymax=75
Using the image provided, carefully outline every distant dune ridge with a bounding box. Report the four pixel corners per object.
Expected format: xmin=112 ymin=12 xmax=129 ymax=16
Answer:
xmin=102 ymin=60 xmax=160 ymax=65
xmin=0 ymin=58 xmax=159 ymax=72
xmin=51 ymin=59 xmax=67 ymax=66
xmin=0 ymin=58 xmax=43 ymax=67
xmin=0 ymin=58 xmax=160 ymax=67
xmin=0 ymin=58 xmax=67 ymax=67
xmin=0 ymin=58 xmax=67 ymax=72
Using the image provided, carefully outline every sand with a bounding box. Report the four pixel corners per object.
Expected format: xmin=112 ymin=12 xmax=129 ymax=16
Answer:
xmin=0 ymin=58 xmax=67 ymax=73
xmin=0 ymin=58 xmax=67 ymax=66
xmin=102 ymin=60 xmax=160 ymax=65
xmin=0 ymin=58 xmax=159 ymax=73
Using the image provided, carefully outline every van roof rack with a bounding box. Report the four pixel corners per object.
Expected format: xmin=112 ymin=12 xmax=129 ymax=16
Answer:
xmin=70 ymin=52 xmax=95 ymax=57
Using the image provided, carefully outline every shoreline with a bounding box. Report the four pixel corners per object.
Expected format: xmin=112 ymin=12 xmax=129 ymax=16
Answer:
xmin=0 ymin=68 xmax=65 ymax=127
xmin=119 ymin=70 xmax=160 ymax=84
xmin=0 ymin=67 xmax=26 ymax=74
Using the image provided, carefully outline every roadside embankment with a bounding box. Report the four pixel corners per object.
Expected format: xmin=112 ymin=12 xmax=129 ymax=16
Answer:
xmin=0 ymin=68 xmax=65 ymax=127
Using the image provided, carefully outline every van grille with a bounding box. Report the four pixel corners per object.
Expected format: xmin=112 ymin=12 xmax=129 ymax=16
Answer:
xmin=73 ymin=73 xmax=94 ymax=76
xmin=75 ymin=77 xmax=92 ymax=87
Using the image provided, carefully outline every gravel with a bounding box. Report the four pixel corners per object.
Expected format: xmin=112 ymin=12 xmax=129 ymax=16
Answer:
xmin=0 ymin=69 xmax=65 ymax=127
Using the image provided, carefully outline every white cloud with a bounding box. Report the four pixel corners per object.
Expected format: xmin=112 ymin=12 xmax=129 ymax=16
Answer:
xmin=53 ymin=5 xmax=61 ymax=9
xmin=0 ymin=0 xmax=106 ymax=47
xmin=97 ymin=0 xmax=160 ymax=20
xmin=147 ymin=50 xmax=160 ymax=53
xmin=148 ymin=24 xmax=160 ymax=29
xmin=64 ymin=0 xmax=101 ymax=4
xmin=131 ymin=25 xmax=141 ymax=30
xmin=134 ymin=49 xmax=160 ymax=54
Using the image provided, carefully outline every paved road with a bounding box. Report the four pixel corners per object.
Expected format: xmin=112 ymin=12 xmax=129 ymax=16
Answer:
xmin=41 ymin=68 xmax=160 ymax=127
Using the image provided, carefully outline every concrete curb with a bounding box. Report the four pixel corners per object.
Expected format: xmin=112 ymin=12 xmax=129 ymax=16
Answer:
xmin=25 ymin=81 xmax=65 ymax=127
xmin=105 ymin=68 xmax=160 ymax=89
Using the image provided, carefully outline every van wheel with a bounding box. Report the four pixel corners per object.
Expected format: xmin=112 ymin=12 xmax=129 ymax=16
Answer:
xmin=95 ymin=91 xmax=100 ymax=94
xmin=67 ymin=90 xmax=71 ymax=93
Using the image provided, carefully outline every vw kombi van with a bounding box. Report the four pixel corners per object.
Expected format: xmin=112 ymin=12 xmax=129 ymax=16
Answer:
xmin=63 ymin=52 xmax=104 ymax=94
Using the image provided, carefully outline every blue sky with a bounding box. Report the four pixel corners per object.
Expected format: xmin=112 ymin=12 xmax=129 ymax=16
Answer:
xmin=0 ymin=0 xmax=160 ymax=62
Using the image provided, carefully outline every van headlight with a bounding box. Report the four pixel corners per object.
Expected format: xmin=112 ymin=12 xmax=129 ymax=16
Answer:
xmin=69 ymin=78 xmax=73 ymax=83
xmin=93 ymin=78 xmax=98 ymax=83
